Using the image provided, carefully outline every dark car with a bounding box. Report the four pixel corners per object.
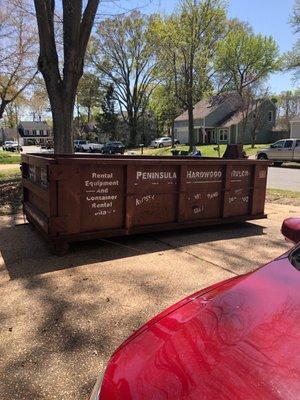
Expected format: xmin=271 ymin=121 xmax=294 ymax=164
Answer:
xmin=101 ymin=141 xmax=125 ymax=154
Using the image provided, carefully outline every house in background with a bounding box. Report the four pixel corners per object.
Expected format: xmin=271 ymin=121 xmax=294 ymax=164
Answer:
xmin=174 ymin=92 xmax=284 ymax=145
xmin=290 ymin=115 xmax=300 ymax=138
xmin=18 ymin=121 xmax=52 ymax=146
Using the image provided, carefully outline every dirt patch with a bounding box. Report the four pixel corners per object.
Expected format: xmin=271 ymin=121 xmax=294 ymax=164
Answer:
xmin=0 ymin=180 xmax=22 ymax=215
xmin=0 ymin=163 xmax=20 ymax=171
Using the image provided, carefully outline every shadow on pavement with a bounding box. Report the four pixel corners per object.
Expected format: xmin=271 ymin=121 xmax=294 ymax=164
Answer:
xmin=0 ymin=221 xmax=265 ymax=280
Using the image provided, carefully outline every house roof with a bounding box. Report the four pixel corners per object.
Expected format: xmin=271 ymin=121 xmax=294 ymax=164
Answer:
xmin=218 ymin=101 xmax=269 ymax=128
xmin=218 ymin=109 xmax=245 ymax=127
xmin=175 ymin=99 xmax=218 ymax=122
xmin=174 ymin=92 xmax=242 ymax=122
xmin=18 ymin=121 xmax=51 ymax=130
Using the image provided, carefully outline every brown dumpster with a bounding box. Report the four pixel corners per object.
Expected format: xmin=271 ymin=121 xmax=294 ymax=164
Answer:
xmin=21 ymin=154 xmax=269 ymax=255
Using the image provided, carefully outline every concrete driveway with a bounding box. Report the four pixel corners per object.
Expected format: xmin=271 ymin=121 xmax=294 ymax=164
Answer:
xmin=0 ymin=202 xmax=299 ymax=400
xmin=267 ymin=166 xmax=300 ymax=192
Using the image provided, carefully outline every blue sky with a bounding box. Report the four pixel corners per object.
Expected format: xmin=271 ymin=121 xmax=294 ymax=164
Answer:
xmin=107 ymin=0 xmax=297 ymax=93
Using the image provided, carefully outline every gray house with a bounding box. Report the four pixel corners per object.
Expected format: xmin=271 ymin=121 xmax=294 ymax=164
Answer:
xmin=18 ymin=121 xmax=52 ymax=146
xmin=290 ymin=115 xmax=300 ymax=138
xmin=174 ymin=93 xmax=278 ymax=145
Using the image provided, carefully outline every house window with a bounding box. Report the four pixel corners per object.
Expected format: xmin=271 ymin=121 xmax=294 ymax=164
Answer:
xmin=219 ymin=129 xmax=228 ymax=142
xmin=268 ymin=111 xmax=274 ymax=122
xmin=25 ymin=130 xmax=30 ymax=136
xmin=32 ymin=130 xmax=37 ymax=136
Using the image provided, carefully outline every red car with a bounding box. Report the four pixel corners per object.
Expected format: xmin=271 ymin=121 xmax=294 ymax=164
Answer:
xmin=90 ymin=218 xmax=300 ymax=400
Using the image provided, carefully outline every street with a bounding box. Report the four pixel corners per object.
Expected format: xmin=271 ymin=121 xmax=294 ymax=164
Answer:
xmin=267 ymin=166 xmax=300 ymax=192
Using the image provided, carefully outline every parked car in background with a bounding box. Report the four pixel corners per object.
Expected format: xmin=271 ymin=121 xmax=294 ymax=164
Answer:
xmin=101 ymin=141 xmax=125 ymax=154
xmin=257 ymin=138 xmax=300 ymax=166
xmin=90 ymin=218 xmax=300 ymax=400
xmin=74 ymin=140 xmax=88 ymax=152
xmin=2 ymin=141 xmax=22 ymax=152
xmin=81 ymin=142 xmax=103 ymax=153
xmin=150 ymin=136 xmax=180 ymax=148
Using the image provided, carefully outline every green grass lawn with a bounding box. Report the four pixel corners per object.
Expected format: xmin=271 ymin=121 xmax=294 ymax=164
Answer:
xmin=0 ymin=168 xmax=21 ymax=182
xmin=267 ymin=188 xmax=300 ymax=201
xmin=135 ymin=143 xmax=268 ymax=157
xmin=0 ymin=168 xmax=22 ymax=215
xmin=0 ymin=150 xmax=21 ymax=164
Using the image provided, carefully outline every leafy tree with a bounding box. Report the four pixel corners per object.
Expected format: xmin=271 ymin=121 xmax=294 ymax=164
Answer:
xmin=215 ymin=25 xmax=280 ymax=146
xmin=215 ymin=28 xmax=280 ymax=95
xmin=286 ymin=0 xmax=300 ymax=79
xmin=90 ymin=11 xmax=157 ymax=147
xmin=276 ymin=90 xmax=300 ymax=131
xmin=248 ymin=89 xmax=274 ymax=148
xmin=95 ymin=84 xmax=118 ymax=139
xmin=33 ymin=0 xmax=100 ymax=153
xmin=149 ymin=82 xmax=182 ymax=142
xmin=28 ymin=77 xmax=49 ymax=121
xmin=150 ymin=0 xmax=226 ymax=150
xmin=77 ymin=73 xmax=101 ymax=122
xmin=0 ymin=0 xmax=38 ymax=119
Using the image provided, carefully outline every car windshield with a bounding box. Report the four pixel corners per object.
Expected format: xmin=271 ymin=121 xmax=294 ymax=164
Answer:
xmin=272 ymin=141 xmax=284 ymax=148
xmin=290 ymin=246 xmax=300 ymax=271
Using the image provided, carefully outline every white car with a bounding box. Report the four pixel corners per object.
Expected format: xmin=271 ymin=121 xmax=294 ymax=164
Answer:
xmin=74 ymin=140 xmax=103 ymax=153
xmin=257 ymin=139 xmax=300 ymax=166
xmin=150 ymin=137 xmax=180 ymax=148
xmin=81 ymin=142 xmax=103 ymax=153
xmin=2 ymin=141 xmax=22 ymax=151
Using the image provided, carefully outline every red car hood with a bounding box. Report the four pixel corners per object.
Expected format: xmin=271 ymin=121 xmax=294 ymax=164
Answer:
xmin=100 ymin=251 xmax=300 ymax=400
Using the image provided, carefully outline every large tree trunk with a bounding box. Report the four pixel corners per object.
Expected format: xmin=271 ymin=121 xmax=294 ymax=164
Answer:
xmin=188 ymin=105 xmax=195 ymax=152
xmin=0 ymin=100 xmax=9 ymax=119
xmin=251 ymin=130 xmax=256 ymax=149
xmin=171 ymin=121 xmax=175 ymax=148
xmin=128 ymin=123 xmax=137 ymax=148
xmin=127 ymin=112 xmax=138 ymax=148
xmin=42 ymin=74 xmax=79 ymax=153
xmin=52 ymin=96 xmax=75 ymax=153
xmin=34 ymin=0 xmax=100 ymax=154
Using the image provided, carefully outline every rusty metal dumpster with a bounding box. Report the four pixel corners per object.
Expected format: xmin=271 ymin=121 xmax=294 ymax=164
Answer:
xmin=21 ymin=154 xmax=269 ymax=254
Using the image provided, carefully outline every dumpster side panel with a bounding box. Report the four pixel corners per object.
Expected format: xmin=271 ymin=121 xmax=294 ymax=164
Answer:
xmin=56 ymin=165 xmax=81 ymax=235
xmin=80 ymin=165 xmax=125 ymax=232
xmin=182 ymin=164 xmax=224 ymax=221
xmin=128 ymin=165 xmax=179 ymax=227
xmin=21 ymin=155 xmax=55 ymax=235
xmin=223 ymin=164 xmax=253 ymax=217
xmin=22 ymin=155 xmax=269 ymax=255
xmin=251 ymin=164 xmax=268 ymax=216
